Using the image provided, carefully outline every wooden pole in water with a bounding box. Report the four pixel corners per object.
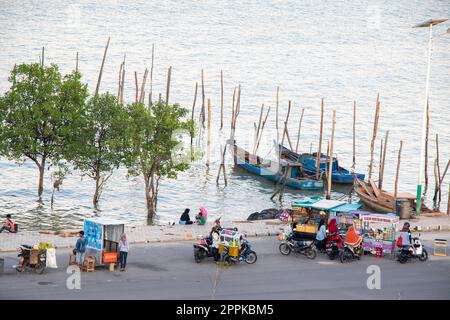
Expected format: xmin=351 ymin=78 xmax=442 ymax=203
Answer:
xmin=139 ymin=68 xmax=149 ymax=103
xmin=41 ymin=47 xmax=45 ymax=68
xmin=149 ymin=44 xmax=154 ymax=106
xmin=368 ymin=93 xmax=380 ymax=180
xmin=190 ymin=82 xmax=198 ymax=161
xmin=394 ymin=140 xmax=403 ymax=201
xmin=117 ymin=62 xmax=123 ymax=101
xmin=424 ymin=98 xmax=430 ymax=194
xmin=284 ymin=122 xmax=294 ymax=151
xmin=433 ymin=134 xmax=441 ymax=209
xmin=378 ymin=138 xmax=383 ymax=185
xmin=352 ymin=101 xmax=356 ymax=171
xmin=165 ymin=66 xmax=172 ymax=105
xmin=379 ymin=131 xmax=389 ymax=190
xmin=325 ymin=140 xmax=330 ymax=182
xmin=254 ymin=104 xmax=264 ymax=154
xmin=75 ymin=52 xmax=79 ymax=72
xmin=326 ymin=110 xmax=336 ymax=200
xmin=207 ymin=98 xmax=212 ymax=166
xmin=295 ymin=107 xmax=305 ymax=153
xmin=255 ymin=106 xmax=271 ymax=154
xmin=447 ymin=181 xmax=450 ymax=215
xmin=95 ymin=37 xmax=110 ymax=96
xmin=220 ymin=70 xmax=224 ymax=130
xmin=120 ymin=55 xmax=125 ymax=104
xmin=276 ymin=87 xmax=280 ymax=143
xmin=134 ymin=71 xmax=139 ymax=103
xmin=281 ymin=100 xmax=292 ymax=147
xmin=200 ymin=69 xmax=206 ymax=127
xmin=316 ymin=98 xmax=324 ymax=180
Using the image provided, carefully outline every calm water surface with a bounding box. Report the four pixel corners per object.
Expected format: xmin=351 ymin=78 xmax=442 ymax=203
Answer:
xmin=0 ymin=0 xmax=449 ymax=230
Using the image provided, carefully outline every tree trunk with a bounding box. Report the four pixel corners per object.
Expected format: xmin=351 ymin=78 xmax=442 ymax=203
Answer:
xmin=144 ymin=173 xmax=157 ymax=221
xmin=38 ymin=157 xmax=46 ymax=197
xmin=93 ymin=171 xmax=100 ymax=208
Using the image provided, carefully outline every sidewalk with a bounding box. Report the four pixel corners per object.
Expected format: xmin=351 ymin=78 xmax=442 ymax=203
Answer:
xmin=0 ymin=219 xmax=288 ymax=252
xmin=1 ymin=215 xmax=449 ymax=252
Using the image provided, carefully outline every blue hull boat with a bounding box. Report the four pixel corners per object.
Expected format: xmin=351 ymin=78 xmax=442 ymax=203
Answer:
xmin=279 ymin=145 xmax=365 ymax=184
xmin=233 ymin=144 xmax=323 ymax=191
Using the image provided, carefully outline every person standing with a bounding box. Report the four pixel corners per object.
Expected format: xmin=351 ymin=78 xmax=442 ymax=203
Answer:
xmin=74 ymin=231 xmax=87 ymax=265
xmin=211 ymin=225 xmax=220 ymax=263
xmin=118 ymin=233 xmax=129 ymax=271
xmin=316 ymin=219 xmax=327 ymax=252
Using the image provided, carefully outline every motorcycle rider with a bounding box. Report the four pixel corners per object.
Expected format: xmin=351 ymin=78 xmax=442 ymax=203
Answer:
xmin=327 ymin=218 xmax=342 ymax=248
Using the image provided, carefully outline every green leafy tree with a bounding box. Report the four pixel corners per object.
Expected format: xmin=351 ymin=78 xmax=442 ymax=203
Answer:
xmin=0 ymin=63 xmax=88 ymax=197
xmin=69 ymin=93 xmax=129 ymax=207
xmin=126 ymin=101 xmax=194 ymax=220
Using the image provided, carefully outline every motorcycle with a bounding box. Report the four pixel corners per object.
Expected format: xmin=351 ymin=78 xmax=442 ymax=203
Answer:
xmin=223 ymin=239 xmax=257 ymax=265
xmin=279 ymin=232 xmax=317 ymax=259
xmin=16 ymin=245 xmax=46 ymax=274
xmin=325 ymin=234 xmax=342 ymax=260
xmin=193 ymin=235 xmax=215 ymax=263
xmin=339 ymin=243 xmax=362 ymax=263
xmin=396 ymin=235 xmax=428 ymax=264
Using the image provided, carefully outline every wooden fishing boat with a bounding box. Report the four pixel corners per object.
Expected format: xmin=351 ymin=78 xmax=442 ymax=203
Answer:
xmin=353 ymin=176 xmax=430 ymax=214
xmin=279 ymin=145 xmax=365 ymax=184
xmin=232 ymin=144 xmax=323 ymax=190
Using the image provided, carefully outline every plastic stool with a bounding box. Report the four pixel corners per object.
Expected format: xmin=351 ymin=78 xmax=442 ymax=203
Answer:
xmin=69 ymin=253 xmax=77 ymax=266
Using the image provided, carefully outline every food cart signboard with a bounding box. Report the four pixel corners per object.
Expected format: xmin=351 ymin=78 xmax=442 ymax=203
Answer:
xmin=84 ymin=220 xmax=103 ymax=250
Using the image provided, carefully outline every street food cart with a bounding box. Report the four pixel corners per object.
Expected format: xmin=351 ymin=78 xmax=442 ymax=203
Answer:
xmin=361 ymin=213 xmax=399 ymax=257
xmin=84 ymin=218 xmax=125 ymax=266
xmin=218 ymin=228 xmax=241 ymax=257
xmin=328 ymin=206 xmax=366 ymax=234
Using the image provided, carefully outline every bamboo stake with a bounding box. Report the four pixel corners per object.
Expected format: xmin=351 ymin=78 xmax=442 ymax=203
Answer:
xmin=316 ymin=98 xmax=324 ymax=180
xmin=352 ymin=101 xmax=356 ymax=171
xmin=433 ymin=134 xmax=441 ymax=209
xmin=255 ymin=106 xmax=271 ymax=154
xmin=120 ymin=55 xmax=126 ymax=104
xmin=447 ymin=182 xmax=450 ymax=215
xmin=368 ymin=94 xmax=381 ymax=180
xmin=295 ymin=107 xmax=305 ymax=153
xmin=284 ymin=123 xmax=294 ymax=151
xmin=326 ymin=110 xmax=336 ymax=200
xmin=379 ymin=131 xmax=389 ymax=190
xmin=276 ymin=86 xmax=280 ymax=142
xmin=134 ymin=71 xmax=139 ymax=103
xmin=139 ymin=68 xmax=149 ymax=103
xmin=75 ymin=52 xmax=79 ymax=72
xmin=253 ymin=104 xmax=264 ymax=154
xmin=117 ymin=62 xmax=123 ymax=101
xmin=190 ymin=82 xmax=198 ymax=161
xmin=424 ymin=98 xmax=430 ymax=194
xmin=216 ymin=144 xmax=228 ymax=186
xmin=325 ymin=141 xmax=330 ymax=182
xmin=281 ymin=100 xmax=292 ymax=147
xmin=220 ymin=70 xmax=224 ymax=130
xmin=378 ymin=138 xmax=384 ymax=184
xmin=165 ymin=66 xmax=172 ymax=104
xmin=394 ymin=140 xmax=403 ymax=200
xmin=149 ymin=44 xmax=154 ymax=106
xmin=207 ymin=98 xmax=212 ymax=166
xmin=95 ymin=37 xmax=110 ymax=96
xmin=200 ymin=69 xmax=206 ymax=128
xmin=41 ymin=47 xmax=45 ymax=68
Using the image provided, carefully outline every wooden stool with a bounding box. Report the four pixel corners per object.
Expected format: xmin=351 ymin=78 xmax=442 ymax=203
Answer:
xmin=69 ymin=253 xmax=78 ymax=266
xmin=434 ymin=239 xmax=447 ymax=257
xmin=83 ymin=256 xmax=95 ymax=272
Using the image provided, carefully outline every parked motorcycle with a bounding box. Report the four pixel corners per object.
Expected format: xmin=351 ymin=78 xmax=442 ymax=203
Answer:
xmin=193 ymin=235 xmax=215 ymax=263
xmin=16 ymin=245 xmax=46 ymax=274
xmin=339 ymin=243 xmax=362 ymax=263
xmin=279 ymin=232 xmax=317 ymax=259
xmin=325 ymin=235 xmax=342 ymax=260
xmin=223 ymin=239 xmax=257 ymax=265
xmin=397 ymin=236 xmax=428 ymax=264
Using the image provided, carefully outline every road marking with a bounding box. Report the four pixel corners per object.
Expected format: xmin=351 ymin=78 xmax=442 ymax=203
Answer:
xmin=317 ymin=261 xmax=337 ymax=265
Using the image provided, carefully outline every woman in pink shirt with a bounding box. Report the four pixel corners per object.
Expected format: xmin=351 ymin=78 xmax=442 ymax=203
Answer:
xmin=0 ymin=214 xmax=16 ymax=233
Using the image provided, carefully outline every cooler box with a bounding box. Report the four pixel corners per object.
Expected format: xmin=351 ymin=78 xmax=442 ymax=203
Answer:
xmin=228 ymin=246 xmax=239 ymax=257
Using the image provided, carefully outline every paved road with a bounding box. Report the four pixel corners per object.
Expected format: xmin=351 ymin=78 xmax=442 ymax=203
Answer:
xmin=1 ymin=234 xmax=450 ymax=299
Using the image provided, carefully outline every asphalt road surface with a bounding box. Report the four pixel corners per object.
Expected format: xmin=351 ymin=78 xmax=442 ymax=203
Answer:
xmin=1 ymin=235 xmax=449 ymax=299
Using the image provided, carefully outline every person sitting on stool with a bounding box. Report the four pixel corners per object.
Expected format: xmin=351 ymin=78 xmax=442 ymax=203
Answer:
xmin=0 ymin=214 xmax=16 ymax=233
